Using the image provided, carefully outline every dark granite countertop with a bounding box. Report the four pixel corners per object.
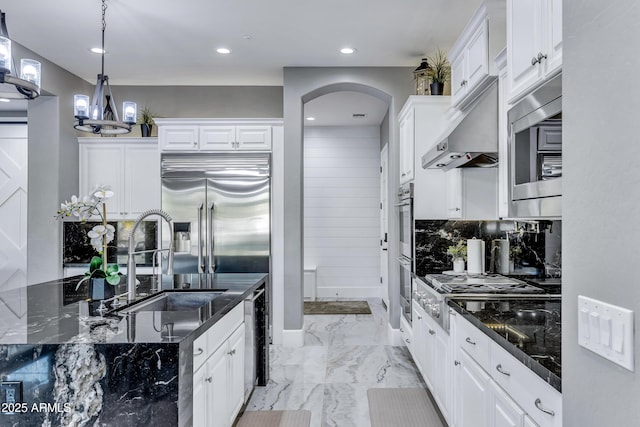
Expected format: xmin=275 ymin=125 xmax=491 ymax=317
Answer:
xmin=0 ymin=272 xmax=267 ymax=345
xmin=448 ymin=297 xmax=562 ymax=392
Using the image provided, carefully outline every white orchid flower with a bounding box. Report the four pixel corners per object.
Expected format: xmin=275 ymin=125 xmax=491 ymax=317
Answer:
xmin=93 ymin=186 xmax=114 ymax=200
xmin=88 ymin=224 xmax=115 ymax=252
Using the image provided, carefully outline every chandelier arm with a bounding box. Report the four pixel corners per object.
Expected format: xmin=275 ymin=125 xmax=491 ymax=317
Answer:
xmin=104 ymin=77 xmax=121 ymax=123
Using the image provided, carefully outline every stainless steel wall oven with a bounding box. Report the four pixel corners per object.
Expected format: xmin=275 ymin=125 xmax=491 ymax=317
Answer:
xmin=509 ymin=74 xmax=562 ymax=218
xmin=396 ymin=182 xmax=414 ymax=323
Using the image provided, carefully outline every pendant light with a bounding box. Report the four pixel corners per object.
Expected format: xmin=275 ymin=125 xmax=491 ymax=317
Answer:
xmin=0 ymin=10 xmax=41 ymax=100
xmin=73 ymin=0 xmax=136 ymax=135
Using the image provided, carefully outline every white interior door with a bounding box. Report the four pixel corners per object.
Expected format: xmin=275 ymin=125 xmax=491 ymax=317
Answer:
xmin=0 ymin=123 xmax=28 ymax=291
xmin=380 ymin=144 xmax=389 ymax=307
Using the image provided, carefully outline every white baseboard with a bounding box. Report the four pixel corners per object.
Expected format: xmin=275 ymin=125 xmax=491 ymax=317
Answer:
xmin=388 ymin=323 xmax=405 ymax=346
xmin=315 ymin=287 xmax=382 ymax=299
xmin=281 ymin=328 xmax=304 ymax=347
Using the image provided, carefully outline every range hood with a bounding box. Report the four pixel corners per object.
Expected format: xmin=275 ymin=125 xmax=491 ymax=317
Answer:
xmin=422 ymin=78 xmax=499 ymax=171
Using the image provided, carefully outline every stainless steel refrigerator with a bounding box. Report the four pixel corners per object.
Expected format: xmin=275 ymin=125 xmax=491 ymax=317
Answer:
xmin=160 ymin=152 xmax=270 ymax=274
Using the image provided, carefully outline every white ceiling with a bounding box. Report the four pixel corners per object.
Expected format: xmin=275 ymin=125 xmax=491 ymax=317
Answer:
xmin=1 ymin=0 xmax=482 ymax=87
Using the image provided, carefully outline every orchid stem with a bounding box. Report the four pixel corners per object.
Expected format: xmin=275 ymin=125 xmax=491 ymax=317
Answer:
xmin=102 ymin=203 xmax=107 ymax=273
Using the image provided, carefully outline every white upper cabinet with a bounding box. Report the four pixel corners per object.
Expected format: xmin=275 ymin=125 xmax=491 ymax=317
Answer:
xmin=507 ymin=0 xmax=562 ymax=103
xmin=157 ymin=119 xmax=276 ymax=152
xmin=448 ymin=1 xmax=506 ymax=110
xmin=79 ymin=138 xmax=160 ymax=219
xmin=398 ymin=105 xmax=415 ymax=184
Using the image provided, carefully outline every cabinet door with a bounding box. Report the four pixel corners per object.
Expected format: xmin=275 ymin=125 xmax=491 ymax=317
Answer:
xmin=208 ymin=344 xmax=230 ymax=427
xmin=123 ymin=144 xmax=160 ymax=217
xmin=236 ymin=126 xmax=272 ymax=150
xmin=228 ymin=325 xmax=246 ymax=425
xmin=456 ymin=350 xmax=490 ymax=427
xmin=159 ymin=126 xmax=199 ymax=151
xmin=200 ymin=126 xmax=236 ymax=150
xmin=432 ymin=324 xmax=450 ymax=421
xmin=543 ymin=0 xmax=563 ymax=76
xmin=466 ymin=20 xmax=489 ymax=91
xmin=79 ymin=144 xmax=124 ymax=218
xmin=411 ymin=301 xmax=426 ymax=374
xmin=524 ymin=415 xmax=540 ymax=427
xmin=489 ymin=380 xmax=526 ymax=427
xmin=450 ymin=52 xmax=467 ymax=106
xmin=445 ymin=169 xmax=463 ymax=218
xmin=507 ymin=0 xmax=543 ymax=101
xmin=192 ymin=365 xmax=209 ymax=427
xmin=398 ymin=109 xmax=414 ymax=183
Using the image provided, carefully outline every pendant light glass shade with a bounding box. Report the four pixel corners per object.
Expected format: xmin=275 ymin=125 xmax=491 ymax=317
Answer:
xmin=0 ymin=11 xmax=41 ymax=100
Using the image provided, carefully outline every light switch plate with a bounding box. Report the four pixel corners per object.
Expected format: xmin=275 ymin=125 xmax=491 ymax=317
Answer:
xmin=578 ymin=295 xmax=634 ymax=371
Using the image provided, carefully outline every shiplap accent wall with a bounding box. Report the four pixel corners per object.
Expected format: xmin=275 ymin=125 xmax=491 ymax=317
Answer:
xmin=304 ymin=126 xmax=381 ymax=298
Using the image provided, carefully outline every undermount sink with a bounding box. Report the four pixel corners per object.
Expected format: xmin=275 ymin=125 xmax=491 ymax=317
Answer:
xmin=118 ymin=291 xmax=224 ymax=313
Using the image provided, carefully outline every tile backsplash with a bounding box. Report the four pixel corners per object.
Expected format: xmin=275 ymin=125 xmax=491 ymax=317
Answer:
xmin=63 ymin=220 xmax=158 ymax=266
xmin=414 ymin=219 xmax=561 ymax=278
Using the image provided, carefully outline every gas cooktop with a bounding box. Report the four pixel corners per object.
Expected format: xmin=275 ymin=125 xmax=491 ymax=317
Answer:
xmin=424 ymin=274 xmax=545 ymax=294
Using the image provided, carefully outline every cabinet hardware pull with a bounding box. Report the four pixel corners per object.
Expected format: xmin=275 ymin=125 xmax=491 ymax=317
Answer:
xmin=454 ymin=360 xmax=460 ymax=366
xmin=417 ymin=315 xmax=422 ymax=320
xmin=535 ymin=398 xmax=555 ymax=416
xmin=465 ymin=337 xmax=476 ymax=345
xmin=429 ymin=329 xmax=436 ymax=335
xmin=206 ymin=377 xmax=213 ymax=383
xmin=537 ymin=52 xmax=548 ymax=62
xmin=531 ymin=56 xmax=539 ymax=66
xmin=496 ymin=364 xmax=511 ymax=376
xmin=400 ymin=327 xmax=404 ymax=333
xmin=405 ymin=338 xmax=411 ymax=343
xmin=194 ymin=347 xmax=204 ymax=356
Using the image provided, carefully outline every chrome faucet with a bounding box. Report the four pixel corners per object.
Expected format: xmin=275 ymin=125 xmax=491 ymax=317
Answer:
xmin=127 ymin=209 xmax=174 ymax=302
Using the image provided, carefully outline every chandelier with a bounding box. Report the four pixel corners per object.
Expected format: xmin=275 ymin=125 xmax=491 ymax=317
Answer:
xmin=73 ymin=0 xmax=136 ymax=135
xmin=0 ymin=10 xmax=41 ymax=100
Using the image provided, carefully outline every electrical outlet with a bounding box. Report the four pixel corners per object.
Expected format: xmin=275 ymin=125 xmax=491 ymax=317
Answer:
xmin=0 ymin=381 xmax=22 ymax=405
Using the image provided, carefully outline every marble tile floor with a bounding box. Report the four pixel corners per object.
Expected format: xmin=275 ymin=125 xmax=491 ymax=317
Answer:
xmin=245 ymin=298 xmax=435 ymax=427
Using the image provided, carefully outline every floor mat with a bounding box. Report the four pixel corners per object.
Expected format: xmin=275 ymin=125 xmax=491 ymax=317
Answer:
xmin=235 ymin=410 xmax=311 ymax=427
xmin=303 ymin=300 xmax=371 ymax=315
xmin=367 ymin=388 xmax=446 ymax=427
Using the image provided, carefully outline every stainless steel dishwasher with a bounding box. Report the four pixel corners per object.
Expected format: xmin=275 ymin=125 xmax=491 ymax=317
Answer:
xmin=244 ymin=287 xmax=266 ymax=402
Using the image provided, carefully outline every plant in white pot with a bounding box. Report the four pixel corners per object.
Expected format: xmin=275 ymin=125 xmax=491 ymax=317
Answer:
xmin=447 ymin=240 xmax=467 ymax=273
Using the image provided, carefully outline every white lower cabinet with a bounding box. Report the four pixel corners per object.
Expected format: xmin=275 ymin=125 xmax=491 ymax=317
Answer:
xmin=410 ymin=301 xmax=451 ymax=424
xmin=457 ymin=349 xmax=491 ymax=427
xmin=193 ymin=303 xmax=245 ymax=427
xmin=450 ymin=313 xmax=562 ymax=427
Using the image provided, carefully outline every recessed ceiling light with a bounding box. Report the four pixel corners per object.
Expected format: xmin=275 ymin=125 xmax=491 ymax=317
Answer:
xmin=217 ymin=48 xmax=231 ymax=54
xmin=340 ymin=47 xmax=356 ymax=54
xmin=90 ymin=47 xmax=106 ymax=54
xmin=306 ymin=117 xmax=316 ymax=121
xmin=0 ymin=98 xmax=10 ymax=103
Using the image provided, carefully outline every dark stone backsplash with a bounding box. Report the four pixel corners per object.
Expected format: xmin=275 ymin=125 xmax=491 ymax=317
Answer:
xmin=415 ymin=219 xmax=561 ymax=277
xmin=63 ymin=220 xmax=158 ymax=266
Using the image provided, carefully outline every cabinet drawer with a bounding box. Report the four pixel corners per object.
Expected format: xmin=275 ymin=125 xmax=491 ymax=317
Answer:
xmin=490 ymin=341 xmax=562 ymax=427
xmin=192 ymin=302 xmax=244 ymax=370
xmin=400 ymin=315 xmax=413 ymax=352
xmin=456 ymin=315 xmax=490 ymax=371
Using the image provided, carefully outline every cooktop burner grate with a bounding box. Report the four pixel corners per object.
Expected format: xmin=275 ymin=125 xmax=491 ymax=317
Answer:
xmin=426 ymin=274 xmax=545 ymax=294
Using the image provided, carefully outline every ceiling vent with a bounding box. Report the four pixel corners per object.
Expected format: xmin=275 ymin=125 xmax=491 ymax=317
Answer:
xmin=352 ymin=113 xmax=367 ymax=118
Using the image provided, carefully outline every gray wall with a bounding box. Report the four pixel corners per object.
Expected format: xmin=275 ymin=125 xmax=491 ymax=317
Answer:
xmin=283 ymin=67 xmax=414 ymax=331
xmin=563 ymin=0 xmax=640 ymax=424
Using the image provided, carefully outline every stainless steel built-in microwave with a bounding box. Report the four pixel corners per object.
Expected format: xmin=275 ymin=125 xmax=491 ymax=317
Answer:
xmin=508 ymin=74 xmax=562 ymax=218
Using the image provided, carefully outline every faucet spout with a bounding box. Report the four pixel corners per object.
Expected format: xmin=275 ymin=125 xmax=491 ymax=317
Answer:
xmin=127 ymin=209 xmax=174 ymax=302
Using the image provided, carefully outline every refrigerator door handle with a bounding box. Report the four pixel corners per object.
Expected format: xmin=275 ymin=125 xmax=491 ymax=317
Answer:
xmin=198 ymin=203 xmax=204 ymax=273
xmin=208 ymin=202 xmax=216 ymax=273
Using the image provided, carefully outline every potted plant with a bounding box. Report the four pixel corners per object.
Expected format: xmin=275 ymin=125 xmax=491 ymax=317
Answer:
xmin=428 ymin=48 xmax=450 ymax=96
xmin=447 ymin=240 xmax=467 ymax=273
xmin=139 ymin=106 xmax=155 ymax=137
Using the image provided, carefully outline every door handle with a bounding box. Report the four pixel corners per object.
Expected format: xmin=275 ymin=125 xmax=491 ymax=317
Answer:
xmin=197 ymin=204 xmax=204 ymax=273
xmin=208 ymin=202 xmax=215 ymax=273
